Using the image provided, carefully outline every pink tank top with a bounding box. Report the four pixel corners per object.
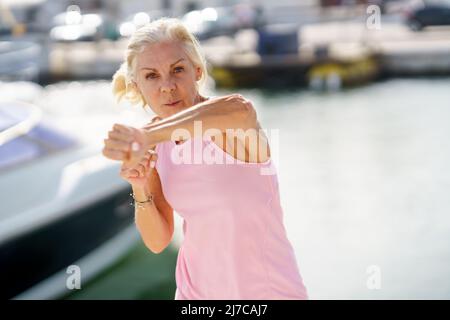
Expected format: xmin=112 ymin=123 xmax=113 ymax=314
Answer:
xmin=155 ymin=135 xmax=308 ymax=299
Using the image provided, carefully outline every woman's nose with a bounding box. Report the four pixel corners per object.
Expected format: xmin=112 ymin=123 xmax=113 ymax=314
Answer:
xmin=160 ymin=79 xmax=176 ymax=93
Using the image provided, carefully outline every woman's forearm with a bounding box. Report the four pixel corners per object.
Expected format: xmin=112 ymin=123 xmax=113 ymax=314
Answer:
xmin=132 ymin=184 xmax=172 ymax=254
xmin=142 ymin=94 xmax=256 ymax=145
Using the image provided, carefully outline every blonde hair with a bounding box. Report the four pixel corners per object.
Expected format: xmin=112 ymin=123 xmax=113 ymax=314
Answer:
xmin=112 ymin=17 xmax=208 ymax=107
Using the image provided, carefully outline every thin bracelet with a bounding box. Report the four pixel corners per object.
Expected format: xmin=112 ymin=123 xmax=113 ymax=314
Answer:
xmin=129 ymin=192 xmax=154 ymax=207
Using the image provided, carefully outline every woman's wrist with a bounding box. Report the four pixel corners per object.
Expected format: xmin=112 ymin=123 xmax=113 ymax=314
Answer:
xmin=142 ymin=125 xmax=166 ymax=147
xmin=131 ymin=184 xmax=152 ymax=202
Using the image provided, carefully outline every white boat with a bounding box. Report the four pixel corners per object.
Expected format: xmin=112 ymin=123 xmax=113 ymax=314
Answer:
xmin=0 ymin=100 xmax=139 ymax=299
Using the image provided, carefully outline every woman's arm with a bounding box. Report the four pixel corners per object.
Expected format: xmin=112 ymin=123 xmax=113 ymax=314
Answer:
xmin=114 ymin=115 xmax=174 ymax=254
xmin=103 ymin=94 xmax=264 ymax=165
xmin=142 ymin=94 xmax=257 ymax=145
xmin=133 ymin=168 xmax=174 ymax=254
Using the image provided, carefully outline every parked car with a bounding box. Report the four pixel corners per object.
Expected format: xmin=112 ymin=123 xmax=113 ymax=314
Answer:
xmin=404 ymin=1 xmax=450 ymax=31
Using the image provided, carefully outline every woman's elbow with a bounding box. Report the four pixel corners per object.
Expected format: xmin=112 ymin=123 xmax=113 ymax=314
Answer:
xmin=231 ymin=94 xmax=257 ymax=130
xmin=145 ymin=240 xmax=170 ymax=254
xmin=242 ymin=103 xmax=257 ymax=130
xmin=143 ymin=229 xmax=173 ymax=254
xmin=148 ymin=246 xmax=165 ymax=254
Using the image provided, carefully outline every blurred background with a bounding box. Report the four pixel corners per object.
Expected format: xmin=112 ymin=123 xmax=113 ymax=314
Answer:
xmin=1 ymin=0 xmax=450 ymax=300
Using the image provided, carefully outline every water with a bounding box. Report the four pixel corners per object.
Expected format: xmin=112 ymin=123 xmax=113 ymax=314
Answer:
xmin=5 ymin=77 xmax=450 ymax=299
xmin=238 ymin=78 xmax=450 ymax=299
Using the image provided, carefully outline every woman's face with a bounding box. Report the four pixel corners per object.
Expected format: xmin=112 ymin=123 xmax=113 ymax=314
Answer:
xmin=133 ymin=41 xmax=203 ymax=118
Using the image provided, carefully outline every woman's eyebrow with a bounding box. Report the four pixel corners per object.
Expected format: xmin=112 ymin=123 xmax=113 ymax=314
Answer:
xmin=140 ymin=58 xmax=185 ymax=71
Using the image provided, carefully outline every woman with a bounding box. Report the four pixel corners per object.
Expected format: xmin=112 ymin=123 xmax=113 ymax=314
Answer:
xmin=102 ymin=18 xmax=308 ymax=300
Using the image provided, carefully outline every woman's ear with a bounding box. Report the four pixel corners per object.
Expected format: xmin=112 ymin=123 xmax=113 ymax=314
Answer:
xmin=129 ymin=80 xmax=148 ymax=106
xmin=130 ymin=80 xmax=143 ymax=96
xmin=129 ymin=80 xmax=138 ymax=92
xmin=195 ymin=66 xmax=202 ymax=81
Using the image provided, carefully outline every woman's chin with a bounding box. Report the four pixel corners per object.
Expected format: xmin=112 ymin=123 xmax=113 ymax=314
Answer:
xmin=163 ymin=108 xmax=181 ymax=117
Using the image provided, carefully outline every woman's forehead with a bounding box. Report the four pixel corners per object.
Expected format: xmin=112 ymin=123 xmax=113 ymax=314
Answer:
xmin=137 ymin=42 xmax=188 ymax=69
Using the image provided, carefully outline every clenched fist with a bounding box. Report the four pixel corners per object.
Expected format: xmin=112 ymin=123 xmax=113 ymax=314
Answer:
xmin=102 ymin=116 xmax=161 ymax=166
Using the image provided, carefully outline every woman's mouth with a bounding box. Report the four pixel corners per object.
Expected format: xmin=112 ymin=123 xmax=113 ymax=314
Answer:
xmin=165 ymin=100 xmax=181 ymax=107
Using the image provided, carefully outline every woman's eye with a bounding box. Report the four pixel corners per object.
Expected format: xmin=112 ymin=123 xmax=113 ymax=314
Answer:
xmin=146 ymin=73 xmax=158 ymax=79
xmin=174 ymin=67 xmax=184 ymax=73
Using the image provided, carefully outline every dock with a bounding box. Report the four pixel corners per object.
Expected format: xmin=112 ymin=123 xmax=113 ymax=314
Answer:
xmin=30 ymin=21 xmax=450 ymax=86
